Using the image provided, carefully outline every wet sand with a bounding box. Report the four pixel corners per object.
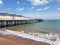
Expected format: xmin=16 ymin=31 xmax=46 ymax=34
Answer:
xmin=0 ymin=35 xmax=50 ymax=45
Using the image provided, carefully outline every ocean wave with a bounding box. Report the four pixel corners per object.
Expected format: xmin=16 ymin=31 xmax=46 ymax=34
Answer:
xmin=0 ymin=29 xmax=60 ymax=45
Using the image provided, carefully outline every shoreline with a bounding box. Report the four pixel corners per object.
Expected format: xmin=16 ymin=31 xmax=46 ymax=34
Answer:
xmin=0 ymin=29 xmax=60 ymax=45
xmin=0 ymin=35 xmax=50 ymax=45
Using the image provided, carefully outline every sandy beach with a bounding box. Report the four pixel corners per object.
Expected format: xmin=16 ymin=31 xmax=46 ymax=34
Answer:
xmin=0 ymin=35 xmax=50 ymax=45
xmin=0 ymin=29 xmax=60 ymax=45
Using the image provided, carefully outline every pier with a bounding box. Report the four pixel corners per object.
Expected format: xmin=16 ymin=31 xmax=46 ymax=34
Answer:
xmin=0 ymin=13 xmax=43 ymax=28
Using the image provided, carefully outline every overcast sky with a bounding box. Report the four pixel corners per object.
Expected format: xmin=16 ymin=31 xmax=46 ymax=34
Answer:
xmin=0 ymin=0 xmax=60 ymax=20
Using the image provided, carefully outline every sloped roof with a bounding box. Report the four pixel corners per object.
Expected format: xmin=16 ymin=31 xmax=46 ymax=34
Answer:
xmin=0 ymin=13 xmax=23 ymax=17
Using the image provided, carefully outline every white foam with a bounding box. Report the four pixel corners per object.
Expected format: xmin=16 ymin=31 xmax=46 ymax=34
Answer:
xmin=0 ymin=29 xmax=60 ymax=45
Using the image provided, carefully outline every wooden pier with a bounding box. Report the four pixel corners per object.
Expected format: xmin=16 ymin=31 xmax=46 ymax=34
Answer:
xmin=0 ymin=20 xmax=37 ymax=28
xmin=0 ymin=13 xmax=43 ymax=28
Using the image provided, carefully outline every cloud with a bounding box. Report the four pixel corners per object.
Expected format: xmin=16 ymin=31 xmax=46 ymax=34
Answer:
xmin=0 ymin=0 xmax=3 ymax=5
xmin=27 ymin=0 xmax=51 ymax=6
xmin=16 ymin=1 xmax=20 ymax=4
xmin=16 ymin=7 xmax=24 ymax=12
xmin=24 ymin=11 xmax=60 ymax=20
xmin=42 ymin=12 xmax=60 ymax=20
xmin=29 ymin=6 xmax=35 ymax=9
xmin=56 ymin=0 xmax=60 ymax=1
xmin=31 ymin=7 xmax=35 ymax=9
xmin=36 ymin=7 xmax=49 ymax=12
xmin=8 ymin=8 xmax=11 ymax=10
xmin=24 ymin=2 xmax=26 ymax=4
xmin=57 ymin=8 xmax=60 ymax=11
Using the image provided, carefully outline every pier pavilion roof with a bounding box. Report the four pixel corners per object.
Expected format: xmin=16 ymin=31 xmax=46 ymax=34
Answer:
xmin=0 ymin=13 xmax=23 ymax=17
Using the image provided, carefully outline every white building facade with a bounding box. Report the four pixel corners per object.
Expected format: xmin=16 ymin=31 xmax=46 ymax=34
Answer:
xmin=0 ymin=13 xmax=30 ymax=20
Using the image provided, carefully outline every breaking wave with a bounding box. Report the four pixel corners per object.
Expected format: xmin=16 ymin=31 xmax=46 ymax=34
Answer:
xmin=0 ymin=29 xmax=60 ymax=45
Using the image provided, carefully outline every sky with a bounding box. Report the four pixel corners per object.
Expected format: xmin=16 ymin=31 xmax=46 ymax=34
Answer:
xmin=0 ymin=0 xmax=60 ymax=20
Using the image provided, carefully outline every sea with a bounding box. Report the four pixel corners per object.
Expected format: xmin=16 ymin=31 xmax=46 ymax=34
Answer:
xmin=0 ymin=20 xmax=60 ymax=45
xmin=18 ymin=20 xmax=60 ymax=33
